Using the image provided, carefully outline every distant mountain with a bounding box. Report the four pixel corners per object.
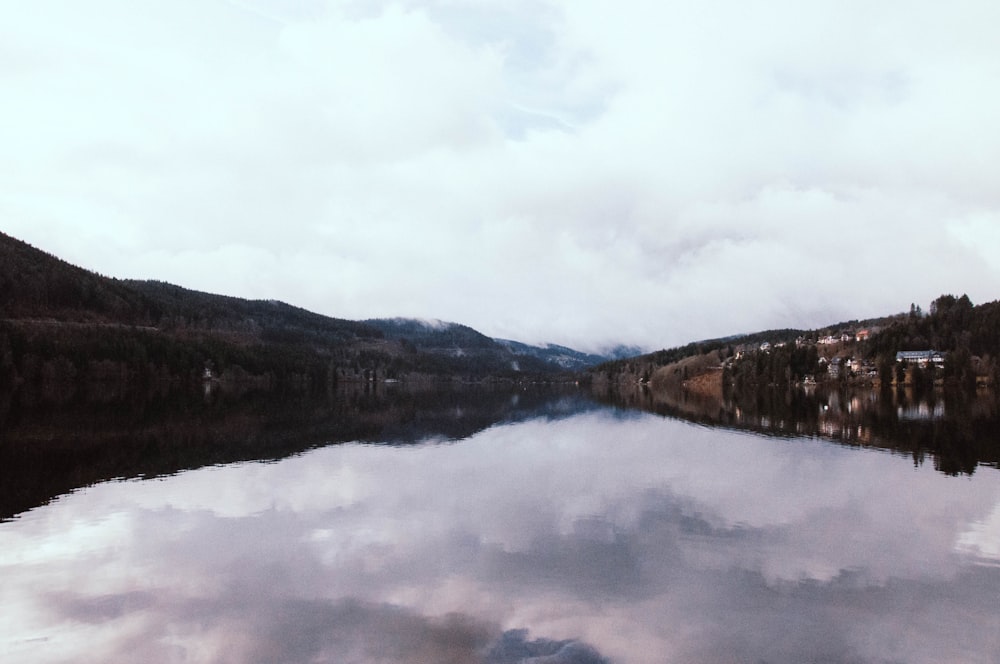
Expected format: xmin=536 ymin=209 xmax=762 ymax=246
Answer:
xmin=598 ymin=344 xmax=646 ymax=361
xmin=494 ymin=339 xmax=611 ymax=371
xmin=366 ymin=318 xmax=615 ymax=373
xmin=0 ymin=232 xmax=606 ymax=408
xmin=365 ymin=318 xmax=497 ymax=351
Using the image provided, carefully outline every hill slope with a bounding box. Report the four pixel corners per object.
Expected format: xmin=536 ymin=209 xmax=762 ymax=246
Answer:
xmin=590 ymin=296 xmax=1000 ymax=392
xmin=0 ymin=232 xmax=594 ymax=407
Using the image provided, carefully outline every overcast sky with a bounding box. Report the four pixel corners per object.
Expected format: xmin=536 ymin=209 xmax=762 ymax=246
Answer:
xmin=4 ymin=0 xmax=1000 ymax=351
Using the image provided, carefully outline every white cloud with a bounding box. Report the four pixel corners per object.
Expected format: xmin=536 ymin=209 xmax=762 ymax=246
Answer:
xmin=3 ymin=0 xmax=1000 ymax=351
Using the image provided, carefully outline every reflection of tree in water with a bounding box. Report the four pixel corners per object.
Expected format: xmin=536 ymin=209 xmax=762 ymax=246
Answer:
xmin=595 ymin=383 xmax=1000 ymax=477
xmin=0 ymin=383 xmax=595 ymax=521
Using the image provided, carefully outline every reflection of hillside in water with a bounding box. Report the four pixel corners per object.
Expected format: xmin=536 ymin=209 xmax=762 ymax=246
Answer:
xmin=595 ymin=384 xmax=1000 ymax=476
xmin=0 ymin=383 xmax=595 ymax=521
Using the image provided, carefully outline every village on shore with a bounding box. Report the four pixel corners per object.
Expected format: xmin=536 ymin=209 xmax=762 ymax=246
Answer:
xmin=726 ymin=327 xmax=961 ymax=389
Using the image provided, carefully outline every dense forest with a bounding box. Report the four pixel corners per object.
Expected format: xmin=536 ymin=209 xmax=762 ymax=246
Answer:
xmin=0 ymin=232 xmax=583 ymax=411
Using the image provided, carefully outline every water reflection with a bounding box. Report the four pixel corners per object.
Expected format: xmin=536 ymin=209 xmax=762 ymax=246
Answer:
xmin=599 ymin=384 xmax=1000 ymax=476
xmin=2 ymin=406 xmax=1000 ymax=663
xmin=0 ymin=384 xmax=596 ymax=520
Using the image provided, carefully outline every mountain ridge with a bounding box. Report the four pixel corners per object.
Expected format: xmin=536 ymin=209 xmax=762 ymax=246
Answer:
xmin=0 ymin=232 xmax=612 ymax=406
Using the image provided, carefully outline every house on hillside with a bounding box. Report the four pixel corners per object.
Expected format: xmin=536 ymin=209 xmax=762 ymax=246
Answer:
xmin=895 ymin=350 xmax=945 ymax=367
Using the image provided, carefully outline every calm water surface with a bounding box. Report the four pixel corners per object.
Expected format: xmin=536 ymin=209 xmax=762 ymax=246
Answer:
xmin=3 ymin=393 xmax=1000 ymax=663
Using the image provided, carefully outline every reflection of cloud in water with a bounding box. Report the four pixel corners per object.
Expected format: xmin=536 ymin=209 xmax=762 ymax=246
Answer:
xmin=486 ymin=629 xmax=609 ymax=663
xmin=46 ymin=589 xmax=609 ymax=664
xmin=4 ymin=410 xmax=1000 ymax=663
xmin=957 ymin=500 xmax=1000 ymax=562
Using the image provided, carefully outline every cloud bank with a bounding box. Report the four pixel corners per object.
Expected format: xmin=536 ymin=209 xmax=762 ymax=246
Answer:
xmin=3 ymin=0 xmax=1000 ymax=349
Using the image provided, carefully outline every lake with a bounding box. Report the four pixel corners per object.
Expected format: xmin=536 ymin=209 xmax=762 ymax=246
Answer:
xmin=2 ymin=385 xmax=1000 ymax=663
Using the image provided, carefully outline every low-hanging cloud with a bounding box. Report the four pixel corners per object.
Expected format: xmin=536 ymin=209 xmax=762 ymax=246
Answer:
xmin=3 ymin=0 xmax=1000 ymax=350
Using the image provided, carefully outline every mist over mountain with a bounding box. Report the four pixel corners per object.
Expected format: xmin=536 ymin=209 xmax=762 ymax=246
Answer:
xmin=364 ymin=318 xmax=632 ymax=372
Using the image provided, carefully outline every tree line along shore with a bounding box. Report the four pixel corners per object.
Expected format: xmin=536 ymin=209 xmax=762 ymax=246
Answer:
xmin=590 ymin=294 xmax=1000 ymax=397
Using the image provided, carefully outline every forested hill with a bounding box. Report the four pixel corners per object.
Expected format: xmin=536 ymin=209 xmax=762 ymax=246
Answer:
xmin=125 ymin=280 xmax=382 ymax=343
xmin=588 ymin=328 xmax=814 ymax=384
xmin=1 ymin=230 xmax=149 ymax=323
xmin=0 ymin=232 xmax=381 ymax=341
xmin=590 ymin=294 xmax=1000 ymax=391
xmin=0 ymin=232 xmax=594 ymax=406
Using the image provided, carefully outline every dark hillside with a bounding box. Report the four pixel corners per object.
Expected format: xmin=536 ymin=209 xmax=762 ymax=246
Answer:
xmin=0 ymin=231 xmax=149 ymax=322
xmin=366 ymin=318 xmax=495 ymax=350
xmin=0 ymin=232 xmax=381 ymax=342
xmin=127 ymin=280 xmax=382 ymax=343
xmin=0 ymin=233 xmax=585 ymax=410
xmin=868 ymin=296 xmax=1000 ymax=359
xmin=0 ymin=232 xmax=393 ymax=403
